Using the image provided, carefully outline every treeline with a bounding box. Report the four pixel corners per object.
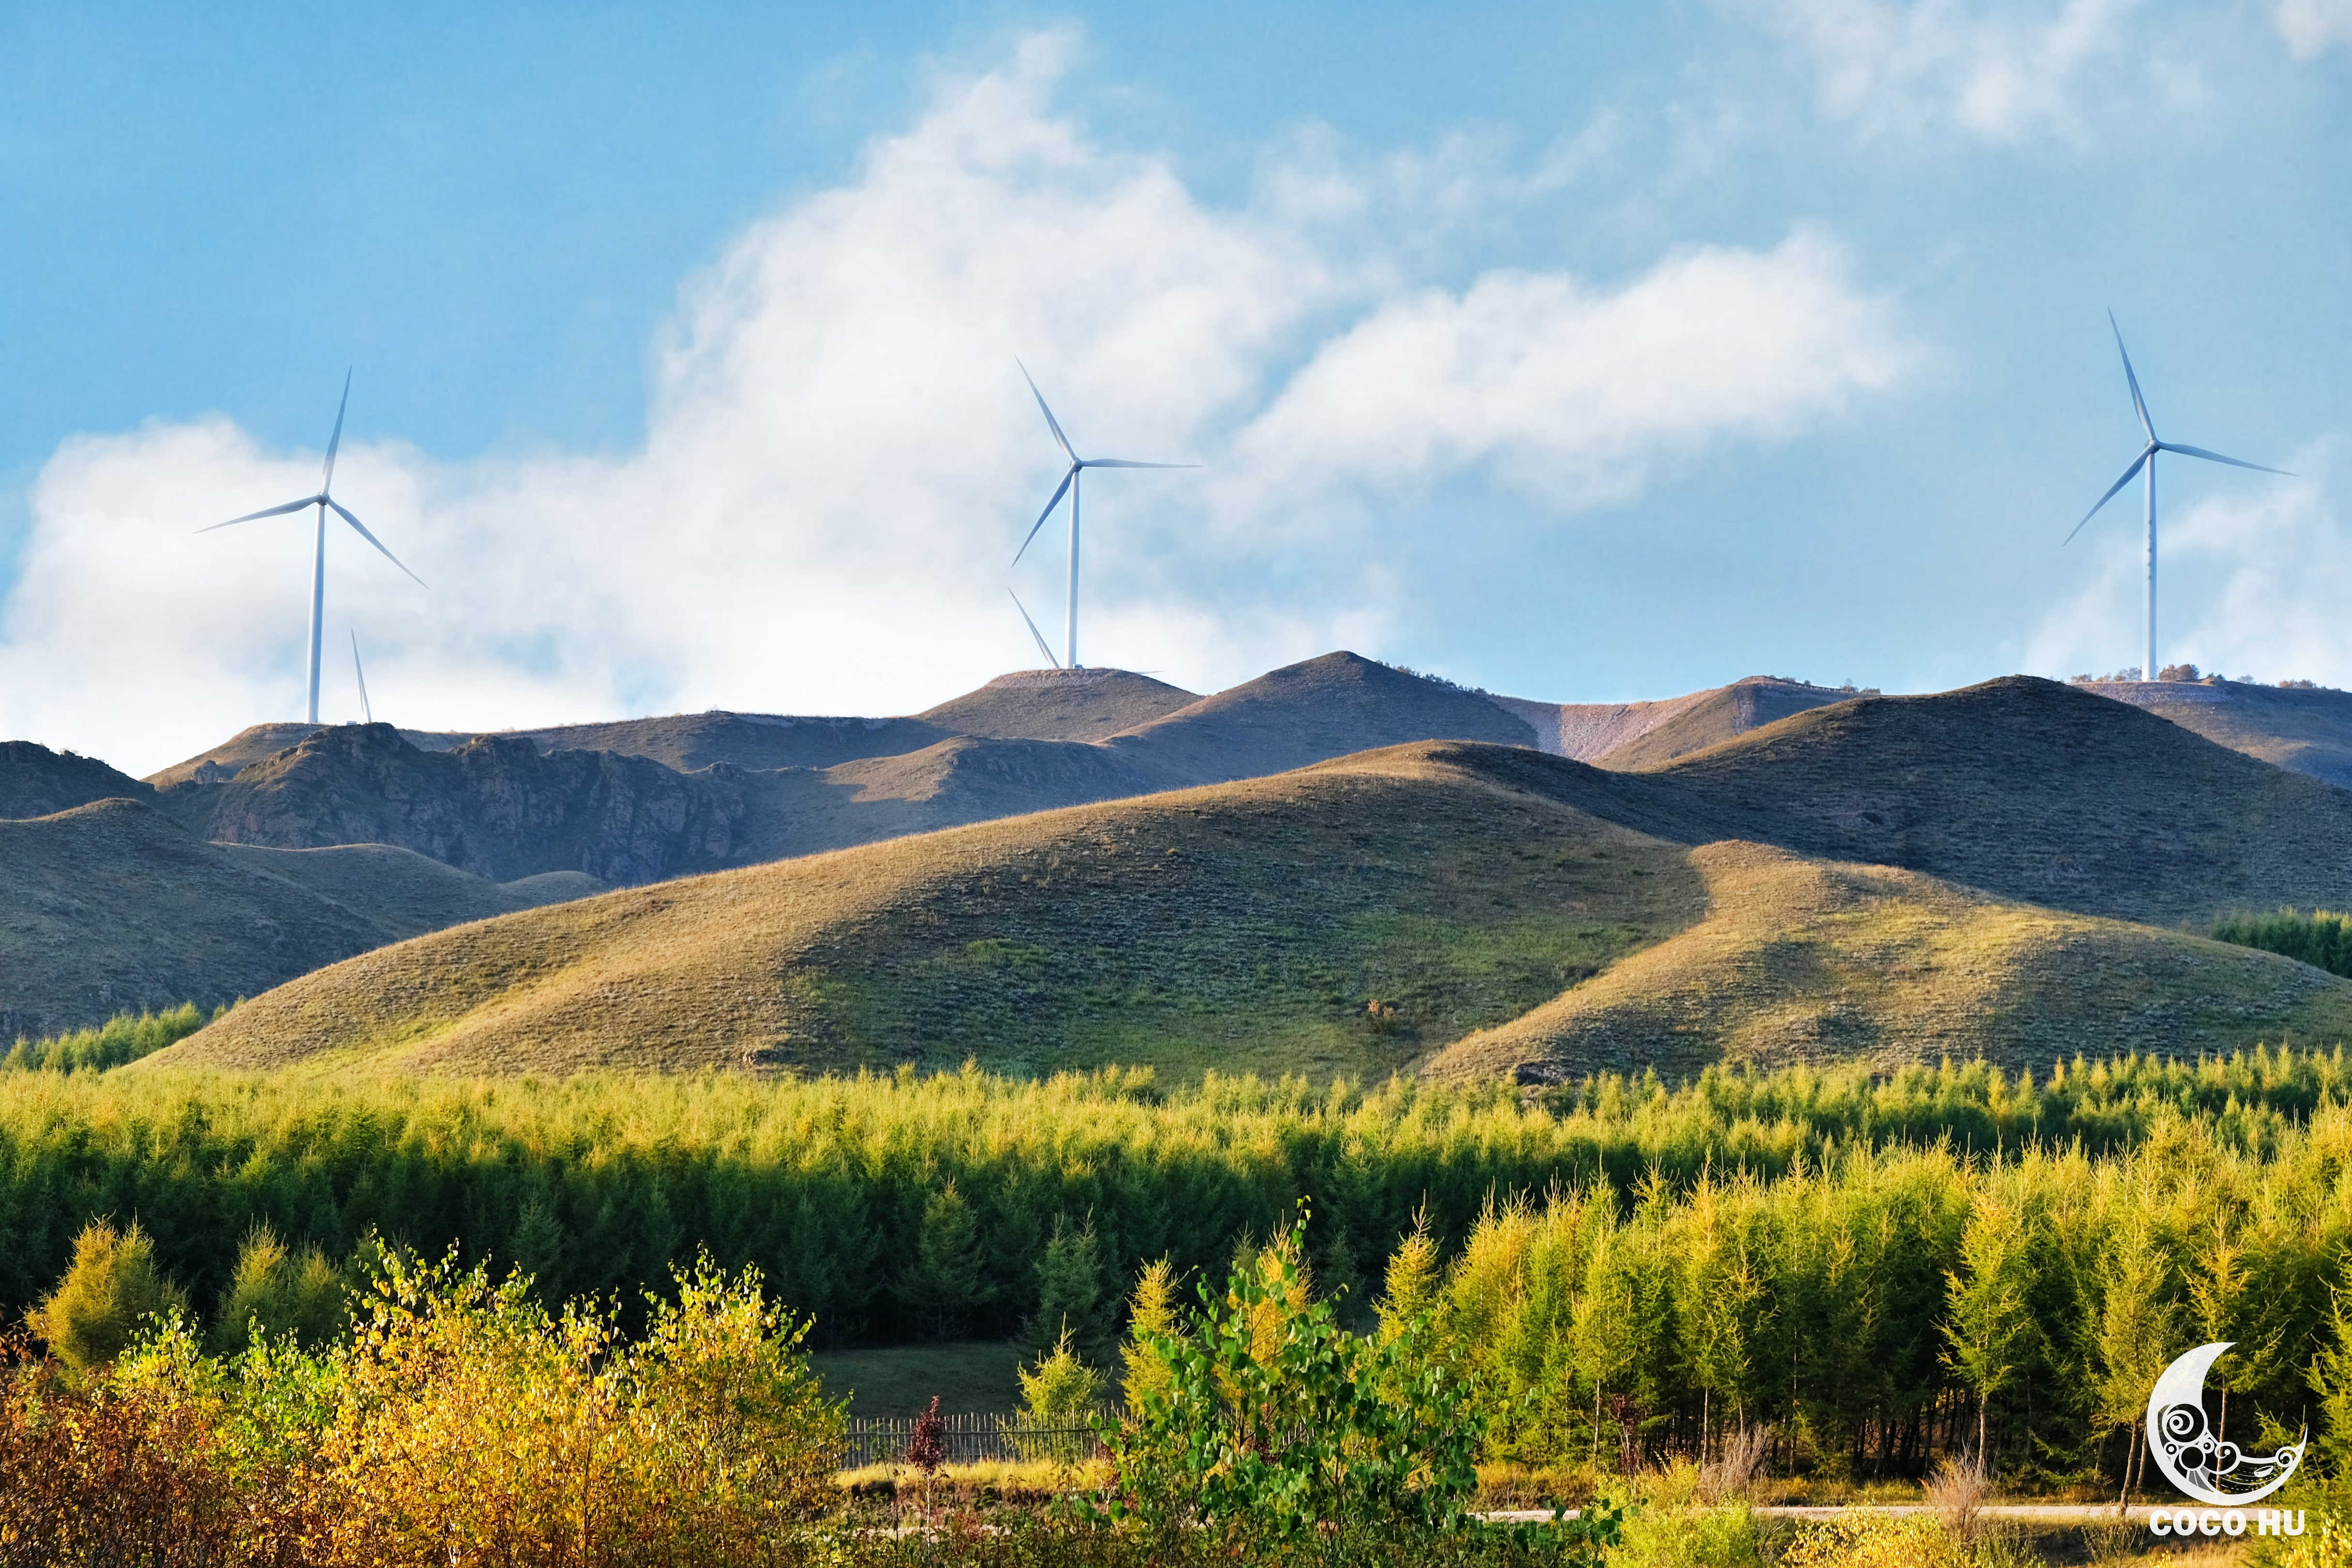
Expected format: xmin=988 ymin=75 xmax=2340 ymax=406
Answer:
xmin=2 ymin=1047 xmax=2347 ymax=1372
xmin=2215 ymin=907 xmax=2352 ymax=978
xmin=1405 ymin=1124 xmax=2352 ymax=1487
xmin=3 ymin=1004 xmax=220 ymax=1074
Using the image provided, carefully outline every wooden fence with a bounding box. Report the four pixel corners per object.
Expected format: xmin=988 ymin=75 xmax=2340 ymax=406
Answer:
xmin=839 ymin=1410 xmax=1116 ymax=1470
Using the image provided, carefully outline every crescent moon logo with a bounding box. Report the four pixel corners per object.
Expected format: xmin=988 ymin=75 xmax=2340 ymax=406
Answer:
xmin=2145 ymin=1341 xmax=2306 ymax=1507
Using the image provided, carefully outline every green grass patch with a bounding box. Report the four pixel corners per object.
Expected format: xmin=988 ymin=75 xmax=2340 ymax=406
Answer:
xmin=811 ymin=1339 xmax=1025 ymax=1416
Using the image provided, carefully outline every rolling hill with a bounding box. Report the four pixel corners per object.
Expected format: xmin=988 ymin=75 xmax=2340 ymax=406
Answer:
xmin=149 ymin=678 xmax=2352 ymax=1081
xmin=1424 ymin=841 xmax=2352 ymax=1084
xmin=2083 ymin=678 xmax=2352 ymax=792
xmin=1614 ymin=675 xmax=2352 ymax=927
xmin=148 ymin=744 xmax=1704 ymax=1079
xmin=1493 ymin=676 xmax=1860 ymax=766
xmin=0 ymin=741 xmax=154 ymax=817
xmin=0 ymin=798 xmax=601 ymax=1038
xmin=144 ymin=655 xmax=1545 ymax=885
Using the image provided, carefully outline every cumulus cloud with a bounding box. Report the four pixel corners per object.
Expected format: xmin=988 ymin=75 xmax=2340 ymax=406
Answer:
xmin=2275 ymin=0 xmax=2352 ymax=56
xmin=0 ymin=32 xmax=1918 ymax=775
xmin=1743 ymin=0 xmax=2174 ymax=143
xmin=1230 ymin=230 xmax=1914 ymax=515
xmin=2024 ymin=445 xmax=2346 ymax=684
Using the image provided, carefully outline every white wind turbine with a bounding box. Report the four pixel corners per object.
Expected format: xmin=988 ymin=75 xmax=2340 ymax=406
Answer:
xmin=2066 ymin=313 xmax=2291 ymax=682
xmin=1010 ymin=363 xmax=1194 ymax=670
xmin=200 ymin=372 xmax=425 ymax=723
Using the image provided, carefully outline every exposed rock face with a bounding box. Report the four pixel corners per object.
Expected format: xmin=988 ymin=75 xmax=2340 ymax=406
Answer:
xmin=0 ymin=741 xmax=154 ymax=818
xmin=159 ymin=724 xmax=751 ymax=883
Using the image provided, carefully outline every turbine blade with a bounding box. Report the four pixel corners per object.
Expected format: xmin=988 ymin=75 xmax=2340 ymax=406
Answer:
xmin=1012 ymin=467 xmax=1076 ymax=565
xmin=322 ymin=367 xmax=352 ymax=495
xmin=351 ymin=629 xmax=373 ymax=724
xmin=2159 ymin=442 xmax=2295 ymax=477
xmin=324 ymin=498 xmax=427 ymax=587
xmin=199 ymin=495 xmax=322 ymax=531
xmin=2064 ymin=450 xmax=2151 ymax=544
xmin=1017 ymin=360 xmax=1077 ymax=462
xmin=2108 ymin=309 xmax=2155 ymax=442
xmin=1080 ymin=459 xmax=1199 ymax=470
xmin=1009 ymin=590 xmax=1061 ymax=668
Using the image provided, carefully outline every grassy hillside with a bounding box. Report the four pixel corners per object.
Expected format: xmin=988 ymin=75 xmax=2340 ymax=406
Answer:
xmin=1426 ymin=840 xmax=2352 ymax=1083
xmin=1490 ymin=676 xmax=1854 ymax=765
xmin=1 ymin=741 xmax=153 ymax=817
xmin=151 ymin=744 xmax=1702 ymax=1079
xmin=1590 ymin=677 xmax=1862 ymax=769
xmin=0 ymin=799 xmax=599 ymax=1037
xmin=2084 ymin=678 xmax=2352 ymax=791
xmin=1621 ymin=675 xmax=2352 ymax=926
xmin=151 ymin=682 xmax=2352 ymax=1081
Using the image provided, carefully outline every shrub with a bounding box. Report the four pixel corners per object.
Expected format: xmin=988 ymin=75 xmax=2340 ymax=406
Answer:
xmin=314 ymin=1248 xmax=839 ymax=1566
xmin=1779 ymin=1512 xmax=1967 ymax=1568
xmin=1098 ymin=1209 xmax=1490 ymax=1553
xmin=29 ymin=1219 xmax=190 ymax=1375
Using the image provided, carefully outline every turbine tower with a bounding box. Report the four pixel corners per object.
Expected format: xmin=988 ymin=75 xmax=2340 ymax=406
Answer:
xmin=2067 ymin=313 xmax=2290 ymax=682
xmin=1011 ymin=363 xmax=1194 ymax=669
xmin=200 ymin=372 xmax=424 ymax=723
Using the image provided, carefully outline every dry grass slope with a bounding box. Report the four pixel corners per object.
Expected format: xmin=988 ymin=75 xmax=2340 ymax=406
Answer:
xmin=151 ymin=743 xmax=1703 ymax=1080
xmin=1625 ymin=676 xmax=2352 ymax=927
xmin=915 ymin=668 xmax=1200 ymax=741
xmin=2086 ymin=679 xmax=2352 ymax=792
xmin=1591 ymin=678 xmax=1859 ymax=769
xmin=1426 ymin=841 xmax=2352 ymax=1083
xmin=0 ymin=800 xmax=601 ymax=1038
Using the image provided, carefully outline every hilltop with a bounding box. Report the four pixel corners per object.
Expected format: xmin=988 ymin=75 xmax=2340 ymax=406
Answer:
xmin=153 ymin=679 xmax=2352 ymax=1080
xmin=0 ymin=741 xmax=153 ymax=817
xmin=1494 ymin=676 xmax=1859 ymax=767
xmin=0 ymin=798 xmax=597 ymax=1037
xmin=145 ymin=655 xmax=1542 ymax=884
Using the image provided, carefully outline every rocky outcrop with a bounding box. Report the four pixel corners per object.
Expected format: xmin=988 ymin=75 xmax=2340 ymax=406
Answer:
xmin=158 ymin=724 xmax=753 ymax=884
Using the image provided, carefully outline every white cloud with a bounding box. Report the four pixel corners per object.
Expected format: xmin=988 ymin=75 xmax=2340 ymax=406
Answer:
xmin=2024 ymin=444 xmax=2349 ymax=683
xmin=1229 ymin=230 xmax=1915 ymax=515
xmin=0 ymin=32 xmax=1919 ymax=776
xmin=1745 ymin=0 xmax=2169 ymax=143
xmin=2275 ymin=0 xmax=2352 ymax=57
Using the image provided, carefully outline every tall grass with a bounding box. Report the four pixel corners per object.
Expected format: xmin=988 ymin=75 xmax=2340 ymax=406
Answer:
xmin=2214 ymin=908 xmax=2352 ymax=977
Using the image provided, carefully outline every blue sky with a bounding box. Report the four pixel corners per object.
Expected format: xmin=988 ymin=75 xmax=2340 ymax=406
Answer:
xmin=3 ymin=2 xmax=2348 ymax=771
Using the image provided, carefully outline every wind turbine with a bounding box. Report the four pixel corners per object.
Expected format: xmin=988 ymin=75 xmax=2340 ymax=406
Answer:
xmin=1009 ymin=590 xmax=1061 ymax=669
xmin=200 ymin=372 xmax=425 ymax=723
xmin=350 ymin=630 xmax=374 ymax=724
xmin=2066 ymin=313 xmax=2291 ymax=682
xmin=1011 ymin=363 xmax=1194 ymax=669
